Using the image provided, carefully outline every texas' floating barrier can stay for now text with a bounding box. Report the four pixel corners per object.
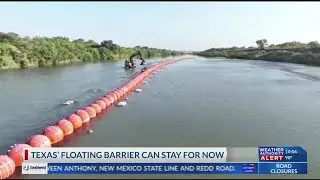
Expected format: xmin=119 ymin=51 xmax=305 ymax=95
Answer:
xmin=20 ymin=147 xmax=307 ymax=175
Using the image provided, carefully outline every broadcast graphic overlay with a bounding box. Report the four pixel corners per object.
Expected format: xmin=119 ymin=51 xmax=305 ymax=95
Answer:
xmin=22 ymin=147 xmax=307 ymax=175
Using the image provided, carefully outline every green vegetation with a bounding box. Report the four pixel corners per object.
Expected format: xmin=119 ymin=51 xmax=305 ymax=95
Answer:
xmin=195 ymin=39 xmax=320 ymax=66
xmin=0 ymin=32 xmax=183 ymax=70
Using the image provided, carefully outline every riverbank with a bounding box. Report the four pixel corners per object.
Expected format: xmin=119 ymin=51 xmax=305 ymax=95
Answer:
xmin=195 ymin=41 xmax=320 ymax=67
xmin=195 ymin=50 xmax=320 ymax=66
xmin=0 ymin=32 xmax=183 ymax=70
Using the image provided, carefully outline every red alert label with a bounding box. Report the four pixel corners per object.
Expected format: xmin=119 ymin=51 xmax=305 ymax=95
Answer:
xmin=260 ymin=155 xmax=284 ymax=161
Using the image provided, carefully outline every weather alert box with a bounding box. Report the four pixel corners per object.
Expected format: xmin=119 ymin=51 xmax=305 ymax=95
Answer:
xmin=258 ymin=146 xmax=307 ymax=174
xmin=259 ymin=147 xmax=285 ymax=161
xmin=21 ymin=147 xmax=307 ymax=175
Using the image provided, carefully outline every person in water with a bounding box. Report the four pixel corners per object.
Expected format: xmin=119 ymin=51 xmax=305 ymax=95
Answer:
xmin=125 ymin=51 xmax=145 ymax=69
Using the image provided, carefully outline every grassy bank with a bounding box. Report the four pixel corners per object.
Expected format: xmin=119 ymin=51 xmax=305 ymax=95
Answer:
xmin=194 ymin=40 xmax=320 ymax=66
xmin=0 ymin=32 xmax=184 ymax=70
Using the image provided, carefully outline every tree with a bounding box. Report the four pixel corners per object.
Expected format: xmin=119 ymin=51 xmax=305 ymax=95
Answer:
xmin=52 ymin=36 xmax=69 ymax=41
xmin=0 ymin=32 xmax=184 ymax=70
xmin=256 ymin=39 xmax=268 ymax=50
xmin=87 ymin=40 xmax=97 ymax=45
xmin=101 ymin=40 xmax=113 ymax=49
xmin=110 ymin=44 xmax=120 ymax=52
xmin=99 ymin=47 xmax=113 ymax=60
xmin=0 ymin=32 xmax=19 ymax=43
xmin=275 ymin=41 xmax=306 ymax=49
xmin=269 ymin=44 xmax=276 ymax=49
xmin=73 ymin=38 xmax=85 ymax=43
xmin=7 ymin=32 xmax=19 ymax=38
xmin=308 ymin=41 xmax=320 ymax=48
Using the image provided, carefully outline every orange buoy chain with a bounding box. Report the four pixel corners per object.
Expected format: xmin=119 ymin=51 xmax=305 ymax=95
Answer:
xmin=42 ymin=126 xmax=64 ymax=144
xmin=56 ymin=119 xmax=74 ymax=136
xmin=76 ymin=109 xmax=90 ymax=123
xmin=91 ymin=104 xmax=102 ymax=114
xmin=0 ymin=56 xmax=192 ymax=179
xmin=67 ymin=114 xmax=82 ymax=129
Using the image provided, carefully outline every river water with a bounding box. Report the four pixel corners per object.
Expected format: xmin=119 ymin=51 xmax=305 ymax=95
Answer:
xmin=0 ymin=58 xmax=319 ymax=179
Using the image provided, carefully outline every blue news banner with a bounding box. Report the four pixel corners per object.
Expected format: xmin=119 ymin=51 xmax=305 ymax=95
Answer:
xmin=46 ymin=146 xmax=307 ymax=175
xmin=47 ymin=163 xmax=307 ymax=175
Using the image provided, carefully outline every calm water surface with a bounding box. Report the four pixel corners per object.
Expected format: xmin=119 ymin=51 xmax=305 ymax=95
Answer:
xmin=0 ymin=58 xmax=319 ymax=179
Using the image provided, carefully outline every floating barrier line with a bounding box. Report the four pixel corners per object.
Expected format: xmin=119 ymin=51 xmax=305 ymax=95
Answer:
xmin=0 ymin=56 xmax=193 ymax=179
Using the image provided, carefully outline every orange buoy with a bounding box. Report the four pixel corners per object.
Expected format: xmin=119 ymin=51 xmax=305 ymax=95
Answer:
xmin=56 ymin=119 xmax=74 ymax=136
xmin=120 ymin=86 xmax=128 ymax=93
xmin=67 ymin=114 xmax=82 ymax=129
xmin=126 ymin=83 xmax=132 ymax=90
xmin=95 ymin=100 xmax=106 ymax=110
xmin=124 ymin=85 xmax=131 ymax=92
xmin=116 ymin=89 xmax=124 ymax=97
xmin=101 ymin=98 xmax=111 ymax=107
xmin=7 ymin=144 xmax=31 ymax=167
xmin=121 ymin=89 xmax=127 ymax=95
xmin=91 ymin=104 xmax=101 ymax=114
xmin=109 ymin=93 xmax=118 ymax=102
xmin=76 ymin=110 xmax=90 ymax=123
xmin=113 ymin=91 xmax=121 ymax=99
xmin=27 ymin=135 xmax=51 ymax=147
xmin=119 ymin=89 xmax=124 ymax=97
xmin=130 ymin=82 xmax=135 ymax=87
xmin=105 ymin=95 xmax=115 ymax=104
xmin=42 ymin=126 xmax=64 ymax=144
xmin=0 ymin=155 xmax=15 ymax=179
xmin=121 ymin=87 xmax=128 ymax=94
xmin=122 ymin=84 xmax=130 ymax=91
xmin=84 ymin=107 xmax=96 ymax=118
